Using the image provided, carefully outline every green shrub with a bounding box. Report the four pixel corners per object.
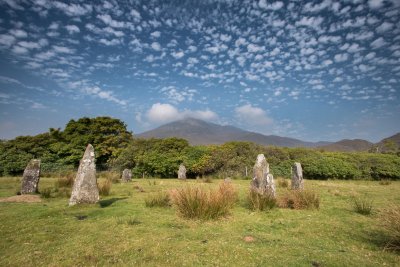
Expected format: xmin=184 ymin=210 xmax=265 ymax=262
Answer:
xmin=247 ymin=190 xmax=276 ymax=211
xmin=98 ymin=180 xmax=112 ymax=196
xmin=279 ymin=190 xmax=320 ymax=210
xmin=170 ymin=182 xmax=237 ymax=220
xmin=352 ymin=196 xmax=373 ymax=215
xmin=379 ymin=205 xmax=400 ymax=250
xmin=145 ymin=191 xmax=171 ymax=208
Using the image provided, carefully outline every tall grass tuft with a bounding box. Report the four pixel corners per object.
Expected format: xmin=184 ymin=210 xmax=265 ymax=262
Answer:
xmin=379 ymin=205 xmax=400 ymax=250
xmin=40 ymin=188 xmax=52 ymax=198
xmin=170 ymin=181 xmax=237 ymax=220
xmin=277 ymin=177 xmax=289 ymax=188
xmin=379 ymin=179 xmax=391 ymax=185
xmin=279 ymin=190 xmax=320 ymax=210
xmin=352 ymin=196 xmax=373 ymax=215
xmin=247 ymin=190 xmax=276 ymax=211
xmin=145 ymin=191 xmax=171 ymax=208
xmin=98 ymin=180 xmax=112 ymax=196
xmin=56 ymin=172 xmax=74 ymax=188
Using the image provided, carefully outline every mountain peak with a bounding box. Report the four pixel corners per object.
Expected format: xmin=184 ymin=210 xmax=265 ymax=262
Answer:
xmin=137 ymin=118 xmax=323 ymax=147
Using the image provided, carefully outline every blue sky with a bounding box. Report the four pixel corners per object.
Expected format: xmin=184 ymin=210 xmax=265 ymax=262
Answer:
xmin=0 ymin=0 xmax=399 ymax=142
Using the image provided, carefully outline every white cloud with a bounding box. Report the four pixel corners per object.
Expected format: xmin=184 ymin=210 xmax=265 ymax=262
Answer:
xmin=334 ymin=53 xmax=348 ymax=62
xmin=146 ymin=103 xmax=217 ymax=124
xmin=10 ymin=29 xmax=27 ymax=38
xmin=296 ymin=16 xmax=324 ymax=29
xmin=80 ymin=85 xmax=126 ymax=106
xmin=376 ymin=22 xmax=393 ymax=33
xmin=97 ymin=14 xmax=125 ymax=28
xmin=53 ymin=45 xmax=74 ymax=54
xmin=53 ymin=2 xmax=92 ymax=16
xmin=151 ymin=31 xmax=161 ymax=38
xmin=259 ymin=0 xmax=284 ymax=10
xmin=171 ymin=51 xmax=184 ymax=59
xmin=99 ymin=38 xmax=121 ymax=46
xmin=0 ymin=34 xmax=16 ymax=47
xmin=235 ymin=104 xmax=273 ymax=126
xmin=368 ymin=0 xmax=384 ymax=9
xmin=371 ymin=37 xmax=387 ymax=49
xmin=151 ymin=42 xmax=161 ymax=51
xmin=247 ymin=43 xmax=264 ymax=53
xmin=130 ymin=9 xmax=141 ymax=21
xmin=65 ymin=25 xmax=80 ymax=34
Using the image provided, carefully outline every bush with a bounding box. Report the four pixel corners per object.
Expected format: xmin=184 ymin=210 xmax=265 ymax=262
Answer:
xmin=40 ymin=188 xmax=52 ymax=198
xmin=145 ymin=191 xmax=171 ymax=208
xmin=352 ymin=196 xmax=373 ymax=215
xmin=98 ymin=180 xmax=112 ymax=196
xmin=247 ymin=190 xmax=276 ymax=211
xmin=170 ymin=181 xmax=237 ymax=220
xmin=279 ymin=190 xmax=320 ymax=210
xmin=379 ymin=205 xmax=400 ymax=250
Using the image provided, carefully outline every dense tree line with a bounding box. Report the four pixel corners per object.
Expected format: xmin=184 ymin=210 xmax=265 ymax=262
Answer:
xmin=1 ymin=116 xmax=399 ymax=180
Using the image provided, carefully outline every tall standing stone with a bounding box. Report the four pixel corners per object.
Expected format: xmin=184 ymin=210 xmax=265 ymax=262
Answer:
xmin=69 ymin=144 xmax=99 ymax=206
xmin=250 ymin=154 xmax=276 ymax=197
xmin=122 ymin=169 xmax=132 ymax=182
xmin=291 ymin=162 xmax=304 ymax=190
xmin=178 ymin=164 xmax=186 ymax=180
xmin=21 ymin=159 xmax=41 ymax=194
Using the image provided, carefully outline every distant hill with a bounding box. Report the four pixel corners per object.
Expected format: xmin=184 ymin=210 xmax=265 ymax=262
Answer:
xmin=375 ymin=133 xmax=400 ymax=153
xmin=137 ymin=118 xmax=330 ymax=147
xmin=318 ymin=139 xmax=374 ymax=152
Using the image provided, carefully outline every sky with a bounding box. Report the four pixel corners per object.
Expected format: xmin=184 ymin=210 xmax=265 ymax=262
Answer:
xmin=0 ymin=0 xmax=399 ymax=143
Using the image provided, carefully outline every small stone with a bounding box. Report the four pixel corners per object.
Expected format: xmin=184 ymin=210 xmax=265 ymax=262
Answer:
xmin=178 ymin=164 xmax=186 ymax=179
xmin=121 ymin=169 xmax=132 ymax=182
xmin=21 ymin=159 xmax=41 ymax=194
xmin=291 ymin=162 xmax=304 ymax=190
xmin=69 ymin=144 xmax=99 ymax=206
xmin=250 ymin=154 xmax=276 ymax=197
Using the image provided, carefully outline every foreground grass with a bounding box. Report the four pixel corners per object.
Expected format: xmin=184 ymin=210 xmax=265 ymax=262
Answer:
xmin=0 ymin=177 xmax=399 ymax=266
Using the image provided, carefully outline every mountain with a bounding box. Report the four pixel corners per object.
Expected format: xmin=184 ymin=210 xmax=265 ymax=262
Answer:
xmin=137 ymin=118 xmax=329 ymax=147
xmin=318 ymin=139 xmax=374 ymax=152
xmin=375 ymin=133 xmax=400 ymax=153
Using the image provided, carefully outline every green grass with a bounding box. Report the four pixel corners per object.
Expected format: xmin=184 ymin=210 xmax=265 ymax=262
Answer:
xmin=0 ymin=177 xmax=400 ymax=266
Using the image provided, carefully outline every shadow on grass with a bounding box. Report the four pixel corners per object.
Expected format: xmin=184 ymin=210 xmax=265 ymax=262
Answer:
xmin=99 ymin=197 xmax=127 ymax=208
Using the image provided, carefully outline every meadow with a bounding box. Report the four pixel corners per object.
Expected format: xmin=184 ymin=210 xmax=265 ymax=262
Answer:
xmin=0 ymin=176 xmax=399 ymax=267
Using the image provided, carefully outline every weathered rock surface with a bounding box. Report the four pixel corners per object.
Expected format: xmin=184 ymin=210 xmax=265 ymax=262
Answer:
xmin=178 ymin=164 xmax=186 ymax=179
xmin=69 ymin=144 xmax=99 ymax=206
xmin=250 ymin=154 xmax=276 ymax=197
xmin=122 ymin=169 xmax=132 ymax=182
xmin=21 ymin=159 xmax=41 ymax=194
xmin=291 ymin=162 xmax=304 ymax=190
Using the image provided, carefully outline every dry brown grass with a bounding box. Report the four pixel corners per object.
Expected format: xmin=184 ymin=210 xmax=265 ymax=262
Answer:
xmin=279 ymin=189 xmax=320 ymax=210
xmin=247 ymin=190 xmax=277 ymax=211
xmin=170 ymin=181 xmax=238 ymax=220
xmin=380 ymin=205 xmax=400 ymax=250
xmin=98 ymin=179 xmax=112 ymax=196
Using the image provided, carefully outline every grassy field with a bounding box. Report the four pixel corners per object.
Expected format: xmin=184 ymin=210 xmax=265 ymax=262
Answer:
xmin=0 ymin=177 xmax=399 ymax=266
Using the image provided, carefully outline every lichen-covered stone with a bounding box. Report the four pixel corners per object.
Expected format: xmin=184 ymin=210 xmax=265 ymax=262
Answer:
xmin=69 ymin=144 xmax=99 ymax=206
xmin=122 ymin=169 xmax=132 ymax=182
xmin=291 ymin=162 xmax=304 ymax=190
xmin=21 ymin=159 xmax=41 ymax=194
xmin=250 ymin=154 xmax=275 ymax=197
xmin=178 ymin=164 xmax=186 ymax=179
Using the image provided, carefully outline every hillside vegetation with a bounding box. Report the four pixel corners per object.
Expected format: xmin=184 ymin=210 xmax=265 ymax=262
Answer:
xmin=1 ymin=117 xmax=399 ymax=180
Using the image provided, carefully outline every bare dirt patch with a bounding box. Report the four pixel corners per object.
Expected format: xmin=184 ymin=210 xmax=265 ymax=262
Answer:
xmin=0 ymin=195 xmax=42 ymax=203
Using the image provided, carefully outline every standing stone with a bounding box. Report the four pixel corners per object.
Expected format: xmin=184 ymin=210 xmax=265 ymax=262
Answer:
xmin=69 ymin=144 xmax=99 ymax=206
xmin=291 ymin=162 xmax=304 ymax=190
xmin=178 ymin=164 xmax=186 ymax=180
xmin=122 ymin=169 xmax=132 ymax=182
xmin=250 ymin=154 xmax=276 ymax=197
xmin=21 ymin=159 xmax=41 ymax=194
